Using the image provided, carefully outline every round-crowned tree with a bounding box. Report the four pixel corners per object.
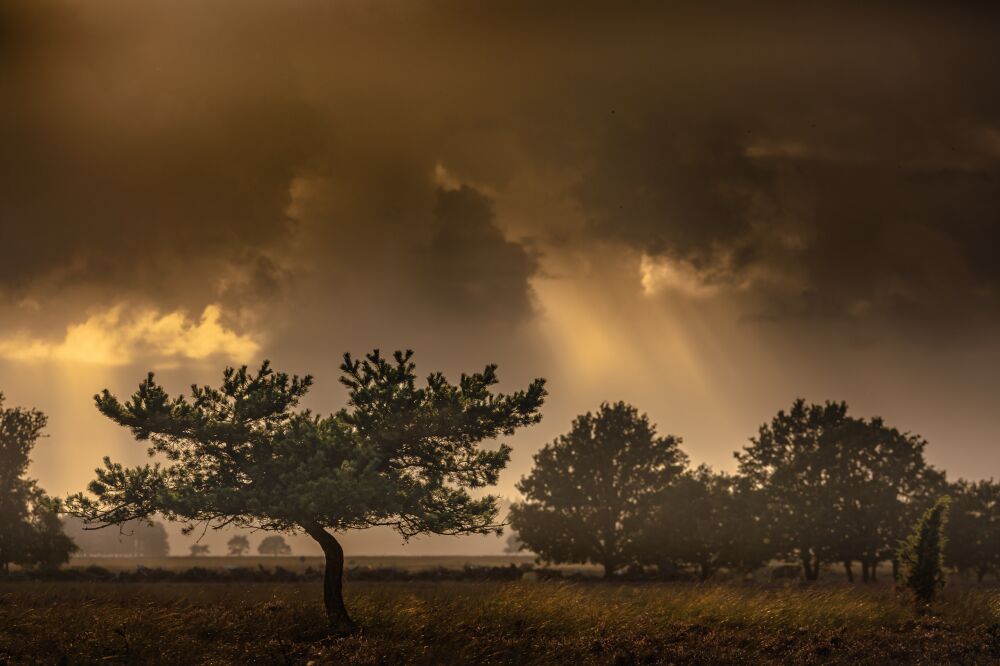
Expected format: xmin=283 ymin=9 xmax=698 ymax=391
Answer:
xmin=68 ymin=350 xmax=545 ymax=633
xmin=258 ymin=535 xmax=291 ymax=557
xmin=227 ymin=535 xmax=251 ymax=556
xmin=510 ymin=402 xmax=687 ymax=578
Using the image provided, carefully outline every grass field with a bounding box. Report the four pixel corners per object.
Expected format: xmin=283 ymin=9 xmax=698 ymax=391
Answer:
xmin=2 ymin=579 xmax=999 ymax=664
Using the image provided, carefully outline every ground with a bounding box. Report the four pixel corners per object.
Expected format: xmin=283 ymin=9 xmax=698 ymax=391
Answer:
xmin=1 ymin=558 xmax=999 ymax=664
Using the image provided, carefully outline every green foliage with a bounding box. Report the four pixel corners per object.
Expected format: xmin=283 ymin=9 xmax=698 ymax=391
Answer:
xmin=736 ymin=399 xmax=937 ymax=580
xmin=637 ymin=466 xmax=772 ymax=580
xmin=510 ymin=402 xmax=687 ymax=577
xmin=897 ymin=496 xmax=950 ymax=608
xmin=258 ymin=535 xmax=291 ymax=556
xmin=70 ymin=351 xmax=545 ymax=538
xmin=67 ymin=350 xmax=545 ymax=628
xmin=946 ymin=479 xmax=1000 ymax=581
xmin=0 ymin=394 xmax=76 ymax=572
xmin=227 ymin=534 xmax=251 ymax=556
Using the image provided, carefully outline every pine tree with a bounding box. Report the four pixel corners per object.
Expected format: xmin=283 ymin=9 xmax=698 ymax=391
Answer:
xmin=897 ymin=496 xmax=950 ymax=610
xmin=68 ymin=351 xmax=545 ymax=633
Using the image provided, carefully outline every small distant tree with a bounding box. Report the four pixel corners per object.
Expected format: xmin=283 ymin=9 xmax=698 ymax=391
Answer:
xmin=0 ymin=394 xmax=76 ymax=572
xmin=510 ymin=402 xmax=687 ymax=578
xmin=227 ymin=535 xmax=251 ymax=556
xmin=68 ymin=351 xmax=545 ymax=633
xmin=503 ymin=531 xmax=525 ymax=555
xmin=258 ymin=535 xmax=291 ymax=557
xmin=897 ymin=496 xmax=950 ymax=610
xmin=189 ymin=544 xmax=210 ymax=557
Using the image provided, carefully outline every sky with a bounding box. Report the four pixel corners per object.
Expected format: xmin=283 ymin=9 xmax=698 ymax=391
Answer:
xmin=2 ymin=1 xmax=1000 ymax=555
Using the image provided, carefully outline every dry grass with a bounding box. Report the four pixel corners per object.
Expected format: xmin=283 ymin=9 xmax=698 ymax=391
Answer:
xmin=68 ymin=554 xmax=541 ymax=573
xmin=1 ymin=580 xmax=999 ymax=664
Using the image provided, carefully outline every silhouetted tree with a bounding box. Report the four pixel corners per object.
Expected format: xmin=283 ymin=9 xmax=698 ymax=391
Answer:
xmin=227 ymin=535 xmax=251 ymax=556
xmin=503 ymin=531 xmax=525 ymax=555
xmin=258 ymin=535 xmax=291 ymax=557
xmin=822 ymin=416 xmax=940 ymax=583
xmin=189 ymin=544 xmax=210 ymax=557
xmin=510 ymin=402 xmax=686 ymax=578
xmin=68 ymin=351 xmax=545 ymax=633
xmin=637 ymin=466 xmax=772 ymax=580
xmin=736 ymin=400 xmax=849 ymax=580
xmin=62 ymin=517 xmax=170 ymax=557
xmin=736 ymin=400 xmax=935 ymax=581
xmin=945 ymin=479 xmax=1000 ymax=582
xmin=897 ymin=496 xmax=950 ymax=610
xmin=26 ymin=494 xmax=78 ymax=570
xmin=0 ymin=395 xmax=75 ymax=572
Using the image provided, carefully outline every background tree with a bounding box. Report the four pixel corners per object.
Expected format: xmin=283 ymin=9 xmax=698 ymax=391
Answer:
xmin=736 ymin=400 xmax=849 ymax=580
xmin=510 ymin=402 xmax=687 ymax=578
xmin=24 ymin=493 xmax=78 ymax=570
xmin=62 ymin=517 xmax=170 ymax=557
xmin=189 ymin=544 xmax=210 ymax=557
xmin=736 ymin=400 xmax=934 ymax=581
xmin=897 ymin=496 xmax=950 ymax=610
xmin=946 ymin=479 xmax=1000 ymax=582
xmin=258 ymin=535 xmax=291 ymax=557
xmin=821 ymin=416 xmax=938 ymax=583
xmin=227 ymin=534 xmax=251 ymax=556
xmin=503 ymin=531 xmax=525 ymax=555
xmin=637 ymin=467 xmax=772 ymax=580
xmin=0 ymin=394 xmax=75 ymax=572
xmin=68 ymin=351 xmax=545 ymax=633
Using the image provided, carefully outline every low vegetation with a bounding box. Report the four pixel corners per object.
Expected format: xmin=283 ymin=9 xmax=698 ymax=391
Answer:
xmin=1 ymin=580 xmax=999 ymax=664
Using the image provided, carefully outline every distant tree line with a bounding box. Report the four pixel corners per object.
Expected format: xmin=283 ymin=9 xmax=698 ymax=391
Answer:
xmin=62 ymin=517 xmax=169 ymax=557
xmin=511 ymin=400 xmax=1000 ymax=582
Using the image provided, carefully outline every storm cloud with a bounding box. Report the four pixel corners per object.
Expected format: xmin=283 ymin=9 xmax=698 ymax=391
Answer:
xmin=3 ymin=0 xmax=1000 ymax=554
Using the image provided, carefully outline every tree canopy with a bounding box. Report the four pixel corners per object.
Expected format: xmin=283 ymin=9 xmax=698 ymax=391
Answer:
xmin=258 ymin=535 xmax=291 ymax=556
xmin=736 ymin=399 xmax=937 ymax=581
xmin=68 ymin=350 xmax=545 ymax=631
xmin=510 ymin=401 xmax=686 ymax=577
xmin=0 ymin=394 xmax=77 ymax=572
xmin=227 ymin=534 xmax=250 ymax=556
xmin=637 ymin=466 xmax=772 ymax=580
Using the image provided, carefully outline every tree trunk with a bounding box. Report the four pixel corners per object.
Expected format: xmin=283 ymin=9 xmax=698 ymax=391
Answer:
xmin=603 ymin=561 xmax=616 ymax=579
xmin=891 ymin=557 xmax=899 ymax=582
xmin=843 ymin=560 xmax=854 ymax=582
xmin=700 ymin=561 xmax=713 ymax=582
xmin=302 ymin=522 xmax=355 ymax=634
xmin=869 ymin=558 xmax=877 ymax=582
xmin=801 ymin=550 xmax=820 ymax=581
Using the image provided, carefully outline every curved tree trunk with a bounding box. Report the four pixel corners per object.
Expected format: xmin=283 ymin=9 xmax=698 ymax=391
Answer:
xmin=302 ymin=522 xmax=355 ymax=634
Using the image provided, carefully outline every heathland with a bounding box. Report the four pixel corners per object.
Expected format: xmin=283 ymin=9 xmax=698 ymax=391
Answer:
xmin=2 ymin=557 xmax=999 ymax=665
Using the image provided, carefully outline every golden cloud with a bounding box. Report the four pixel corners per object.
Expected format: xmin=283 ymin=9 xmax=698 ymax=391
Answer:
xmin=0 ymin=304 xmax=259 ymax=366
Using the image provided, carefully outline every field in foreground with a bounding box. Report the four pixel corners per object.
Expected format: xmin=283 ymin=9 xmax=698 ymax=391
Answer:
xmin=2 ymin=581 xmax=1000 ymax=665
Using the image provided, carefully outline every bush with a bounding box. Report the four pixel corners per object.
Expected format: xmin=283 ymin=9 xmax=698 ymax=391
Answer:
xmin=897 ymin=496 xmax=950 ymax=609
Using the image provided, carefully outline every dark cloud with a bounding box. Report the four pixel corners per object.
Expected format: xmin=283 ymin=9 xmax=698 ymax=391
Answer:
xmin=2 ymin=0 xmax=1000 ymax=337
